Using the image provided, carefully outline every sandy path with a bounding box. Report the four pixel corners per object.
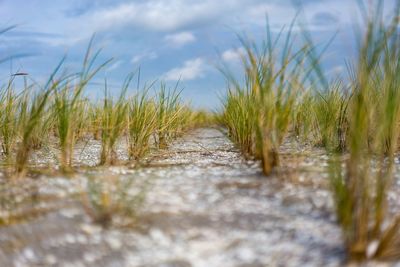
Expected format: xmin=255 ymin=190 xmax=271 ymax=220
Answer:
xmin=0 ymin=128 xmax=344 ymax=267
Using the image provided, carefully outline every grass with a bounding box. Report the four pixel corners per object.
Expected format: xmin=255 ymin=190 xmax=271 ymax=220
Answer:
xmin=187 ymin=109 xmax=216 ymax=129
xmin=0 ymin=34 xmax=194 ymax=173
xmin=81 ymin=174 xmax=147 ymax=228
xmin=155 ymin=83 xmax=186 ymax=149
xmin=220 ymin=85 xmax=256 ymax=157
xmin=328 ymin=3 xmax=400 ymax=261
xmin=88 ymin=103 xmax=103 ymax=140
xmin=0 ymin=78 xmax=19 ymax=158
xmin=220 ymin=19 xmax=312 ymax=175
xmin=300 ymin=80 xmax=352 ymax=152
xmin=99 ymin=78 xmax=129 ymax=165
xmin=53 ymin=38 xmax=111 ymax=171
xmin=127 ymin=85 xmax=157 ymax=160
xmin=0 ymin=77 xmax=192 ymax=172
xmin=14 ymin=66 xmax=61 ymax=176
xmin=317 ymin=83 xmax=349 ymax=151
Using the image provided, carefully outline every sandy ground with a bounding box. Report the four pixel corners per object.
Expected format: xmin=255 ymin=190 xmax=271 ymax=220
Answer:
xmin=1 ymin=128 xmax=396 ymax=267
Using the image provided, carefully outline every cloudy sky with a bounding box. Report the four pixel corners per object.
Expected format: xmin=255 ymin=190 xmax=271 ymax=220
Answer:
xmin=0 ymin=0 xmax=397 ymax=109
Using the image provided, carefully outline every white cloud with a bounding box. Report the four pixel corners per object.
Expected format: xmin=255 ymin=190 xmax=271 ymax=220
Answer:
xmin=3 ymin=0 xmax=359 ymax=47
xmin=163 ymin=58 xmax=206 ymax=81
xmin=81 ymin=1 xmax=239 ymax=33
xmin=222 ymin=47 xmax=245 ymax=62
xmin=107 ymin=60 xmax=123 ymax=71
xmin=131 ymin=51 xmax=158 ymax=64
xmin=164 ymin=32 xmax=196 ymax=48
xmin=35 ymin=1 xmax=217 ymax=45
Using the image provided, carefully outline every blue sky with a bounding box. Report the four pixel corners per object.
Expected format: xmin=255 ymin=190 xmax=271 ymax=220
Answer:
xmin=0 ymin=0 xmax=396 ymax=109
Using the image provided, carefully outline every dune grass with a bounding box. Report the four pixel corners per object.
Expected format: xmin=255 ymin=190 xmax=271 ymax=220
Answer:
xmin=53 ymin=39 xmax=112 ymax=171
xmin=0 ymin=78 xmax=19 ymax=159
xmin=0 ymin=39 xmax=195 ymax=174
xmin=127 ymin=86 xmax=157 ymax=160
xmin=99 ymin=78 xmax=129 ymax=165
xmin=311 ymin=80 xmax=350 ymax=151
xmin=220 ymin=20 xmax=312 ymax=175
xmin=15 ymin=78 xmax=57 ymax=176
xmin=0 ymin=76 xmax=193 ymax=172
xmin=81 ymin=174 xmax=147 ymax=228
xmin=155 ymin=83 xmax=186 ymax=149
xmin=328 ymin=3 xmax=400 ymax=261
